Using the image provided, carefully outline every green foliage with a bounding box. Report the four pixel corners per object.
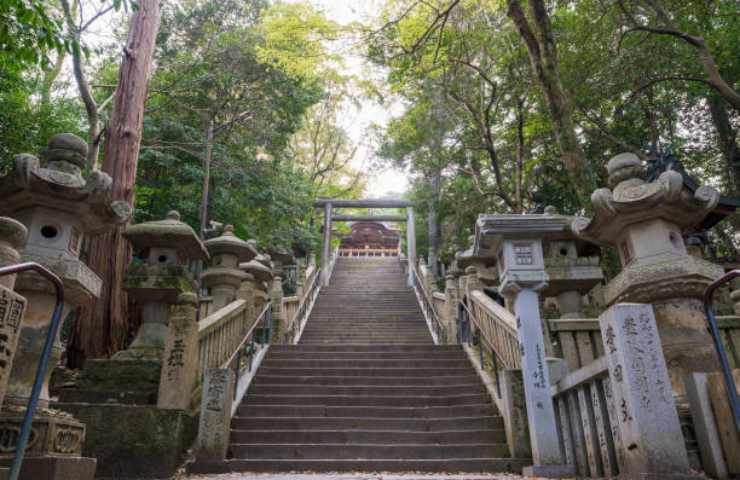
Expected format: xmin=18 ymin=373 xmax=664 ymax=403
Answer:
xmin=368 ymin=0 xmax=739 ymax=262
xmin=0 ymin=0 xmax=65 ymax=69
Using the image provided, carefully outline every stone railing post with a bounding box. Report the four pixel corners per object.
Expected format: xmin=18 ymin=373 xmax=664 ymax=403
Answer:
xmin=599 ymin=303 xmax=691 ymax=476
xmin=442 ymin=274 xmax=459 ymax=344
xmin=0 ymin=217 xmax=28 ymax=409
xmin=158 ymin=292 xmax=199 ymax=410
xmin=270 ymin=275 xmax=286 ymax=343
xmin=195 ymin=368 xmax=234 ymax=461
xmin=295 ymin=257 xmax=305 ymax=299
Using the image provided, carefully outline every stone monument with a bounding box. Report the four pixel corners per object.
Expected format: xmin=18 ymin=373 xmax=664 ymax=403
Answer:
xmin=573 ymin=152 xmax=724 ymax=396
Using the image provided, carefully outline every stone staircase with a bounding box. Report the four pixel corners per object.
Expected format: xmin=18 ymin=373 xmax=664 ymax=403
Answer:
xmin=198 ymin=257 xmax=525 ymax=473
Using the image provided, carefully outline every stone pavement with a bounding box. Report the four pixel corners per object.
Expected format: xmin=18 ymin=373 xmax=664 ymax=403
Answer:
xmin=184 ymin=474 xmax=532 ymax=480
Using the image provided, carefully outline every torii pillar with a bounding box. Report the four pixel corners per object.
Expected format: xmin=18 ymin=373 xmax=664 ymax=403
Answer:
xmin=406 ymin=207 xmax=415 ymax=287
xmin=321 ymin=202 xmax=332 ymax=286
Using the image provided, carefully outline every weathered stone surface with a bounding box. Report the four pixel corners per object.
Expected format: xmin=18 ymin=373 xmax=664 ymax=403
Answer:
xmin=599 ymin=303 xmax=691 ymax=476
xmin=196 ymin=368 xmax=234 ymax=461
xmin=158 ymin=293 xmax=199 ymax=410
xmin=55 ymin=402 xmax=195 ymax=478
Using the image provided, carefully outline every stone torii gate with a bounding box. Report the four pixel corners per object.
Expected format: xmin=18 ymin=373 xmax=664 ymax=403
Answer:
xmin=314 ymin=199 xmax=415 ymax=287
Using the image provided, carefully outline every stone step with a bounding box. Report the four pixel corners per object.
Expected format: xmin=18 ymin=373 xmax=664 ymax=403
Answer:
xmin=298 ymin=338 xmax=434 ymax=344
xmin=230 ymin=443 xmax=510 ymax=460
xmin=249 ymin=383 xmax=484 ymax=396
xmin=237 ymin=403 xmax=495 ymax=419
xmin=262 ymin=359 xmax=471 ymax=369
xmin=269 ymin=345 xmax=462 ymax=352
xmin=266 ymin=351 xmax=467 ymax=361
xmin=230 ymin=429 xmax=507 ymax=444
xmin=253 ymin=374 xmax=482 ymax=386
xmin=242 ymin=393 xmax=490 ymax=407
xmin=230 ymin=416 xmax=504 ymax=432
xmin=189 ymin=457 xmax=527 ymax=474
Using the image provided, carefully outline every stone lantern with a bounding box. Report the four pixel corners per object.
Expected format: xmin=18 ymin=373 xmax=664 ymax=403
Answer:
xmin=572 ymin=152 xmax=724 ymax=396
xmin=0 ymin=133 xmax=131 ymax=478
xmin=240 ymin=258 xmax=273 ymax=317
xmin=0 ymin=133 xmax=131 ymax=405
xmin=114 ymin=211 xmax=208 ymax=362
xmin=0 ymin=217 xmax=28 ymax=408
xmin=202 ymin=225 xmax=257 ymax=311
xmin=473 ymin=212 xmax=603 ymax=478
xmin=267 ymin=247 xmax=295 ymax=278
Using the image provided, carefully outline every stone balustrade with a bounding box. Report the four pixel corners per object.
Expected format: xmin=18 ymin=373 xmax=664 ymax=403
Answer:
xmin=465 ymin=290 xmax=521 ymax=370
xmin=547 ymin=318 xmax=605 ymax=372
xmin=197 ymin=299 xmax=256 ymax=381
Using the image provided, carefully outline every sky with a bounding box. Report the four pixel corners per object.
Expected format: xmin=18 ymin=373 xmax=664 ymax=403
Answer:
xmin=285 ymin=0 xmax=410 ymax=198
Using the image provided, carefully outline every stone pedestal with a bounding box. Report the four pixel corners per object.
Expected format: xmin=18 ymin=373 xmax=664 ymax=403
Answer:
xmin=574 ymin=153 xmax=724 ymax=397
xmin=599 ymin=303 xmax=692 ymax=477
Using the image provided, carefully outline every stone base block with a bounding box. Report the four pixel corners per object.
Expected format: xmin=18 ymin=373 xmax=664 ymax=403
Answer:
xmin=0 ymin=456 xmax=96 ymax=480
xmin=54 ymin=402 xmax=195 ymax=478
xmin=58 ymin=359 xmax=161 ymax=405
xmin=523 ymin=464 xmax=576 ymax=478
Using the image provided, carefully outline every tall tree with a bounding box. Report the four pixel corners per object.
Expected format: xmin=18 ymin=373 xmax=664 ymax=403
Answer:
xmin=68 ymin=0 xmax=161 ymax=366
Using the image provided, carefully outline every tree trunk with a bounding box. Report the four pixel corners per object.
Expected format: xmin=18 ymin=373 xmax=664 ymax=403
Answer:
xmin=708 ymin=95 xmax=740 ymax=195
xmin=199 ymin=119 xmax=214 ymax=238
xmin=507 ymin=0 xmax=587 ymax=188
xmin=515 ymin=97 xmax=526 ymax=213
xmin=67 ymin=0 xmax=161 ymax=367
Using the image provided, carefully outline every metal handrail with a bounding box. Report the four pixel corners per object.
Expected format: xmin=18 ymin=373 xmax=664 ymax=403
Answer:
xmin=703 ymin=269 xmax=740 ymax=432
xmin=0 ymin=262 xmax=64 ymax=480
